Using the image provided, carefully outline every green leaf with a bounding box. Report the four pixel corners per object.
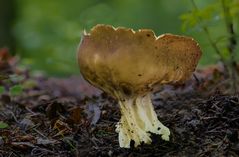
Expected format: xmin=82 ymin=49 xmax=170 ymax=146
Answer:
xmin=0 ymin=121 xmax=9 ymax=129
xmin=9 ymin=85 xmax=23 ymax=96
xmin=0 ymin=86 xmax=5 ymax=94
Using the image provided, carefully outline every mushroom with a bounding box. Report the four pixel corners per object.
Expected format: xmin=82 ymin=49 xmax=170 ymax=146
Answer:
xmin=77 ymin=24 xmax=202 ymax=148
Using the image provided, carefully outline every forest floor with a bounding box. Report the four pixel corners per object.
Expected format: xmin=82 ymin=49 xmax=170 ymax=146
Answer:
xmin=0 ymin=50 xmax=239 ymax=157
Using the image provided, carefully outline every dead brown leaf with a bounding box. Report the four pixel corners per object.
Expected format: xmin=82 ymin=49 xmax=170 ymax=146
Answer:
xmin=46 ymin=100 xmax=66 ymax=119
xmin=69 ymin=106 xmax=84 ymax=124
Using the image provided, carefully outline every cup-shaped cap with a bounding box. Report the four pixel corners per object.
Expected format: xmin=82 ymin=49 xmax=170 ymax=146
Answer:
xmin=78 ymin=25 xmax=201 ymax=98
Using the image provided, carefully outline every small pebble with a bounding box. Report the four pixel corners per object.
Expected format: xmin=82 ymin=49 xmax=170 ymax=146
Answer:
xmin=108 ymin=150 xmax=113 ymax=157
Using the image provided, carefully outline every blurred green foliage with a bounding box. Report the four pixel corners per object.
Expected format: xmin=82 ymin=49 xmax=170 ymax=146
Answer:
xmin=13 ymin=0 xmax=239 ymax=76
xmin=14 ymin=0 xmax=191 ymax=76
xmin=0 ymin=121 xmax=8 ymax=129
xmin=180 ymin=0 xmax=239 ymax=66
xmin=0 ymin=86 xmax=4 ymax=94
xmin=9 ymin=85 xmax=23 ymax=96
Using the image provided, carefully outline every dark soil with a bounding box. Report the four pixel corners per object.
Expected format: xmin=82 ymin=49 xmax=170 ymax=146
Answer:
xmin=0 ymin=51 xmax=239 ymax=157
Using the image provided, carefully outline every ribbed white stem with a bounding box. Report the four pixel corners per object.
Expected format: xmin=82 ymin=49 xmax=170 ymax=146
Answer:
xmin=116 ymin=93 xmax=170 ymax=148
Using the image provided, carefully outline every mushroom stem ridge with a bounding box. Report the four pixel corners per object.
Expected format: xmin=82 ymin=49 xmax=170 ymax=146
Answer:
xmin=116 ymin=93 xmax=170 ymax=148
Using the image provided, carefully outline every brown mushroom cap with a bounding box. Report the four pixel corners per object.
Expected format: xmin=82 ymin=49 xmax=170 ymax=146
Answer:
xmin=78 ymin=24 xmax=201 ymax=99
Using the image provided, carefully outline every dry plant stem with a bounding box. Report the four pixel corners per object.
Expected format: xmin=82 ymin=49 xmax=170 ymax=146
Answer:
xmin=116 ymin=93 xmax=170 ymax=148
xmin=221 ymin=0 xmax=238 ymax=93
xmin=191 ymin=0 xmax=229 ymax=76
xmin=191 ymin=0 xmax=229 ymax=74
